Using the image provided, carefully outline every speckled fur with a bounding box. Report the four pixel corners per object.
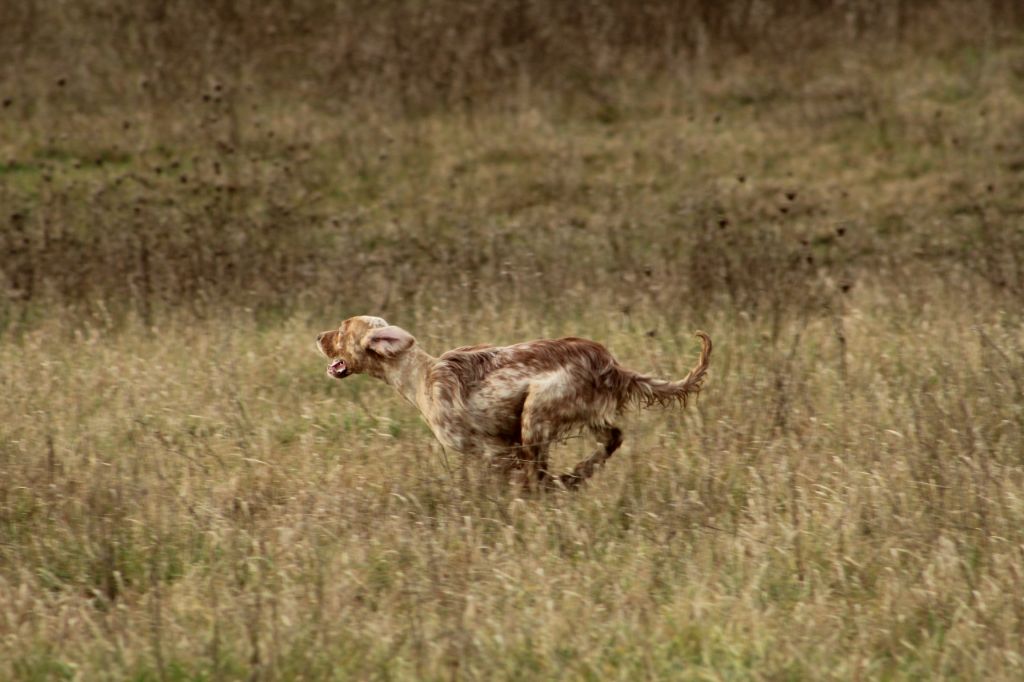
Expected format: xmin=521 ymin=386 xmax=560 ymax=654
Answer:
xmin=317 ymin=316 xmax=712 ymax=490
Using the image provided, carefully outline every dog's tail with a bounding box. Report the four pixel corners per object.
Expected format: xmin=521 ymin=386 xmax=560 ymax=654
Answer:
xmin=625 ymin=331 xmax=712 ymax=409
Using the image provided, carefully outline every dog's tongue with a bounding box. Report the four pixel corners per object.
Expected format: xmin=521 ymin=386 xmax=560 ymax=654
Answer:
xmin=329 ymin=359 xmax=346 ymax=373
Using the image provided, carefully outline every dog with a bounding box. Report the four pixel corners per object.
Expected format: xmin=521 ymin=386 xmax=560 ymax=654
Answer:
xmin=316 ymin=316 xmax=711 ymax=489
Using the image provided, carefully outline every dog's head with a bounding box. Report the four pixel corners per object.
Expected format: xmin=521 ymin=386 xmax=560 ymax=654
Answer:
xmin=316 ymin=315 xmax=417 ymax=380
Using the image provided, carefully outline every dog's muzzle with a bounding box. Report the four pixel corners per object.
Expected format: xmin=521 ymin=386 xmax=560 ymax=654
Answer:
xmin=327 ymin=358 xmax=351 ymax=379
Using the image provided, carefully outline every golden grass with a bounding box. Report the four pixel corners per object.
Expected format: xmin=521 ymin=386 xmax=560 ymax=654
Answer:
xmin=2 ymin=292 xmax=1023 ymax=679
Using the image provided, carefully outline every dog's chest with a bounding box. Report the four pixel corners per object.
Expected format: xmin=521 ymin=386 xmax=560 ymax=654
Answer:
xmin=424 ymin=381 xmax=530 ymax=455
xmin=427 ymin=412 xmax=477 ymax=454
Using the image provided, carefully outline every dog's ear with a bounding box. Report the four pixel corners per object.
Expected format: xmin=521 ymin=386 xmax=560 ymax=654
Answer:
xmin=361 ymin=325 xmax=415 ymax=357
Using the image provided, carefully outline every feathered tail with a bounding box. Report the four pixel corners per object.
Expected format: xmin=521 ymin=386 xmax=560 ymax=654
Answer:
xmin=625 ymin=331 xmax=712 ymax=409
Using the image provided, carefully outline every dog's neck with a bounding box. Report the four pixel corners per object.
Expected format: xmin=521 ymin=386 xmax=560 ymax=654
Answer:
xmin=379 ymin=346 xmax=437 ymax=414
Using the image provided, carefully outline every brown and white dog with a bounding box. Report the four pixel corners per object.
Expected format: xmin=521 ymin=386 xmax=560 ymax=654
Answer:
xmin=316 ymin=316 xmax=711 ymax=489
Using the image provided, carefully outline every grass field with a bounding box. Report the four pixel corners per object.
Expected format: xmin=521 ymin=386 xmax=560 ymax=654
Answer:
xmin=2 ymin=3 xmax=1024 ymax=679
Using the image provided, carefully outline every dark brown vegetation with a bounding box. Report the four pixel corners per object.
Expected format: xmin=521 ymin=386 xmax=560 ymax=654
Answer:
xmin=1 ymin=0 xmax=1022 ymax=324
xmin=2 ymin=1 xmax=1024 ymax=679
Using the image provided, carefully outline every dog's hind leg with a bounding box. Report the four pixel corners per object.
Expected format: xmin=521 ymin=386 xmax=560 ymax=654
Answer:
xmin=557 ymin=425 xmax=623 ymax=490
xmin=517 ymin=396 xmax=560 ymax=491
xmin=516 ymin=433 xmax=553 ymax=492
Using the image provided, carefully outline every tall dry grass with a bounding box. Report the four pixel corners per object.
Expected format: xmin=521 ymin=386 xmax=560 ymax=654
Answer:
xmin=2 ymin=1 xmax=1022 ymax=113
xmin=2 ymin=1 xmax=1024 ymax=679
xmin=2 ymin=292 xmax=1023 ymax=679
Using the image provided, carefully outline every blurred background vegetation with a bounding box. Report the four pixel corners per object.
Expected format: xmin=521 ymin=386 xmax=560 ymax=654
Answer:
xmin=1 ymin=0 xmax=1022 ymax=328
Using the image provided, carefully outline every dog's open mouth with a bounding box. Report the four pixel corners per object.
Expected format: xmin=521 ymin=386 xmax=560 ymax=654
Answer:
xmin=327 ymin=358 xmax=351 ymax=379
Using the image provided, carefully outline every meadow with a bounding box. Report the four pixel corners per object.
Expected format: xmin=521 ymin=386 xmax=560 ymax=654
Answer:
xmin=2 ymin=2 xmax=1024 ymax=679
